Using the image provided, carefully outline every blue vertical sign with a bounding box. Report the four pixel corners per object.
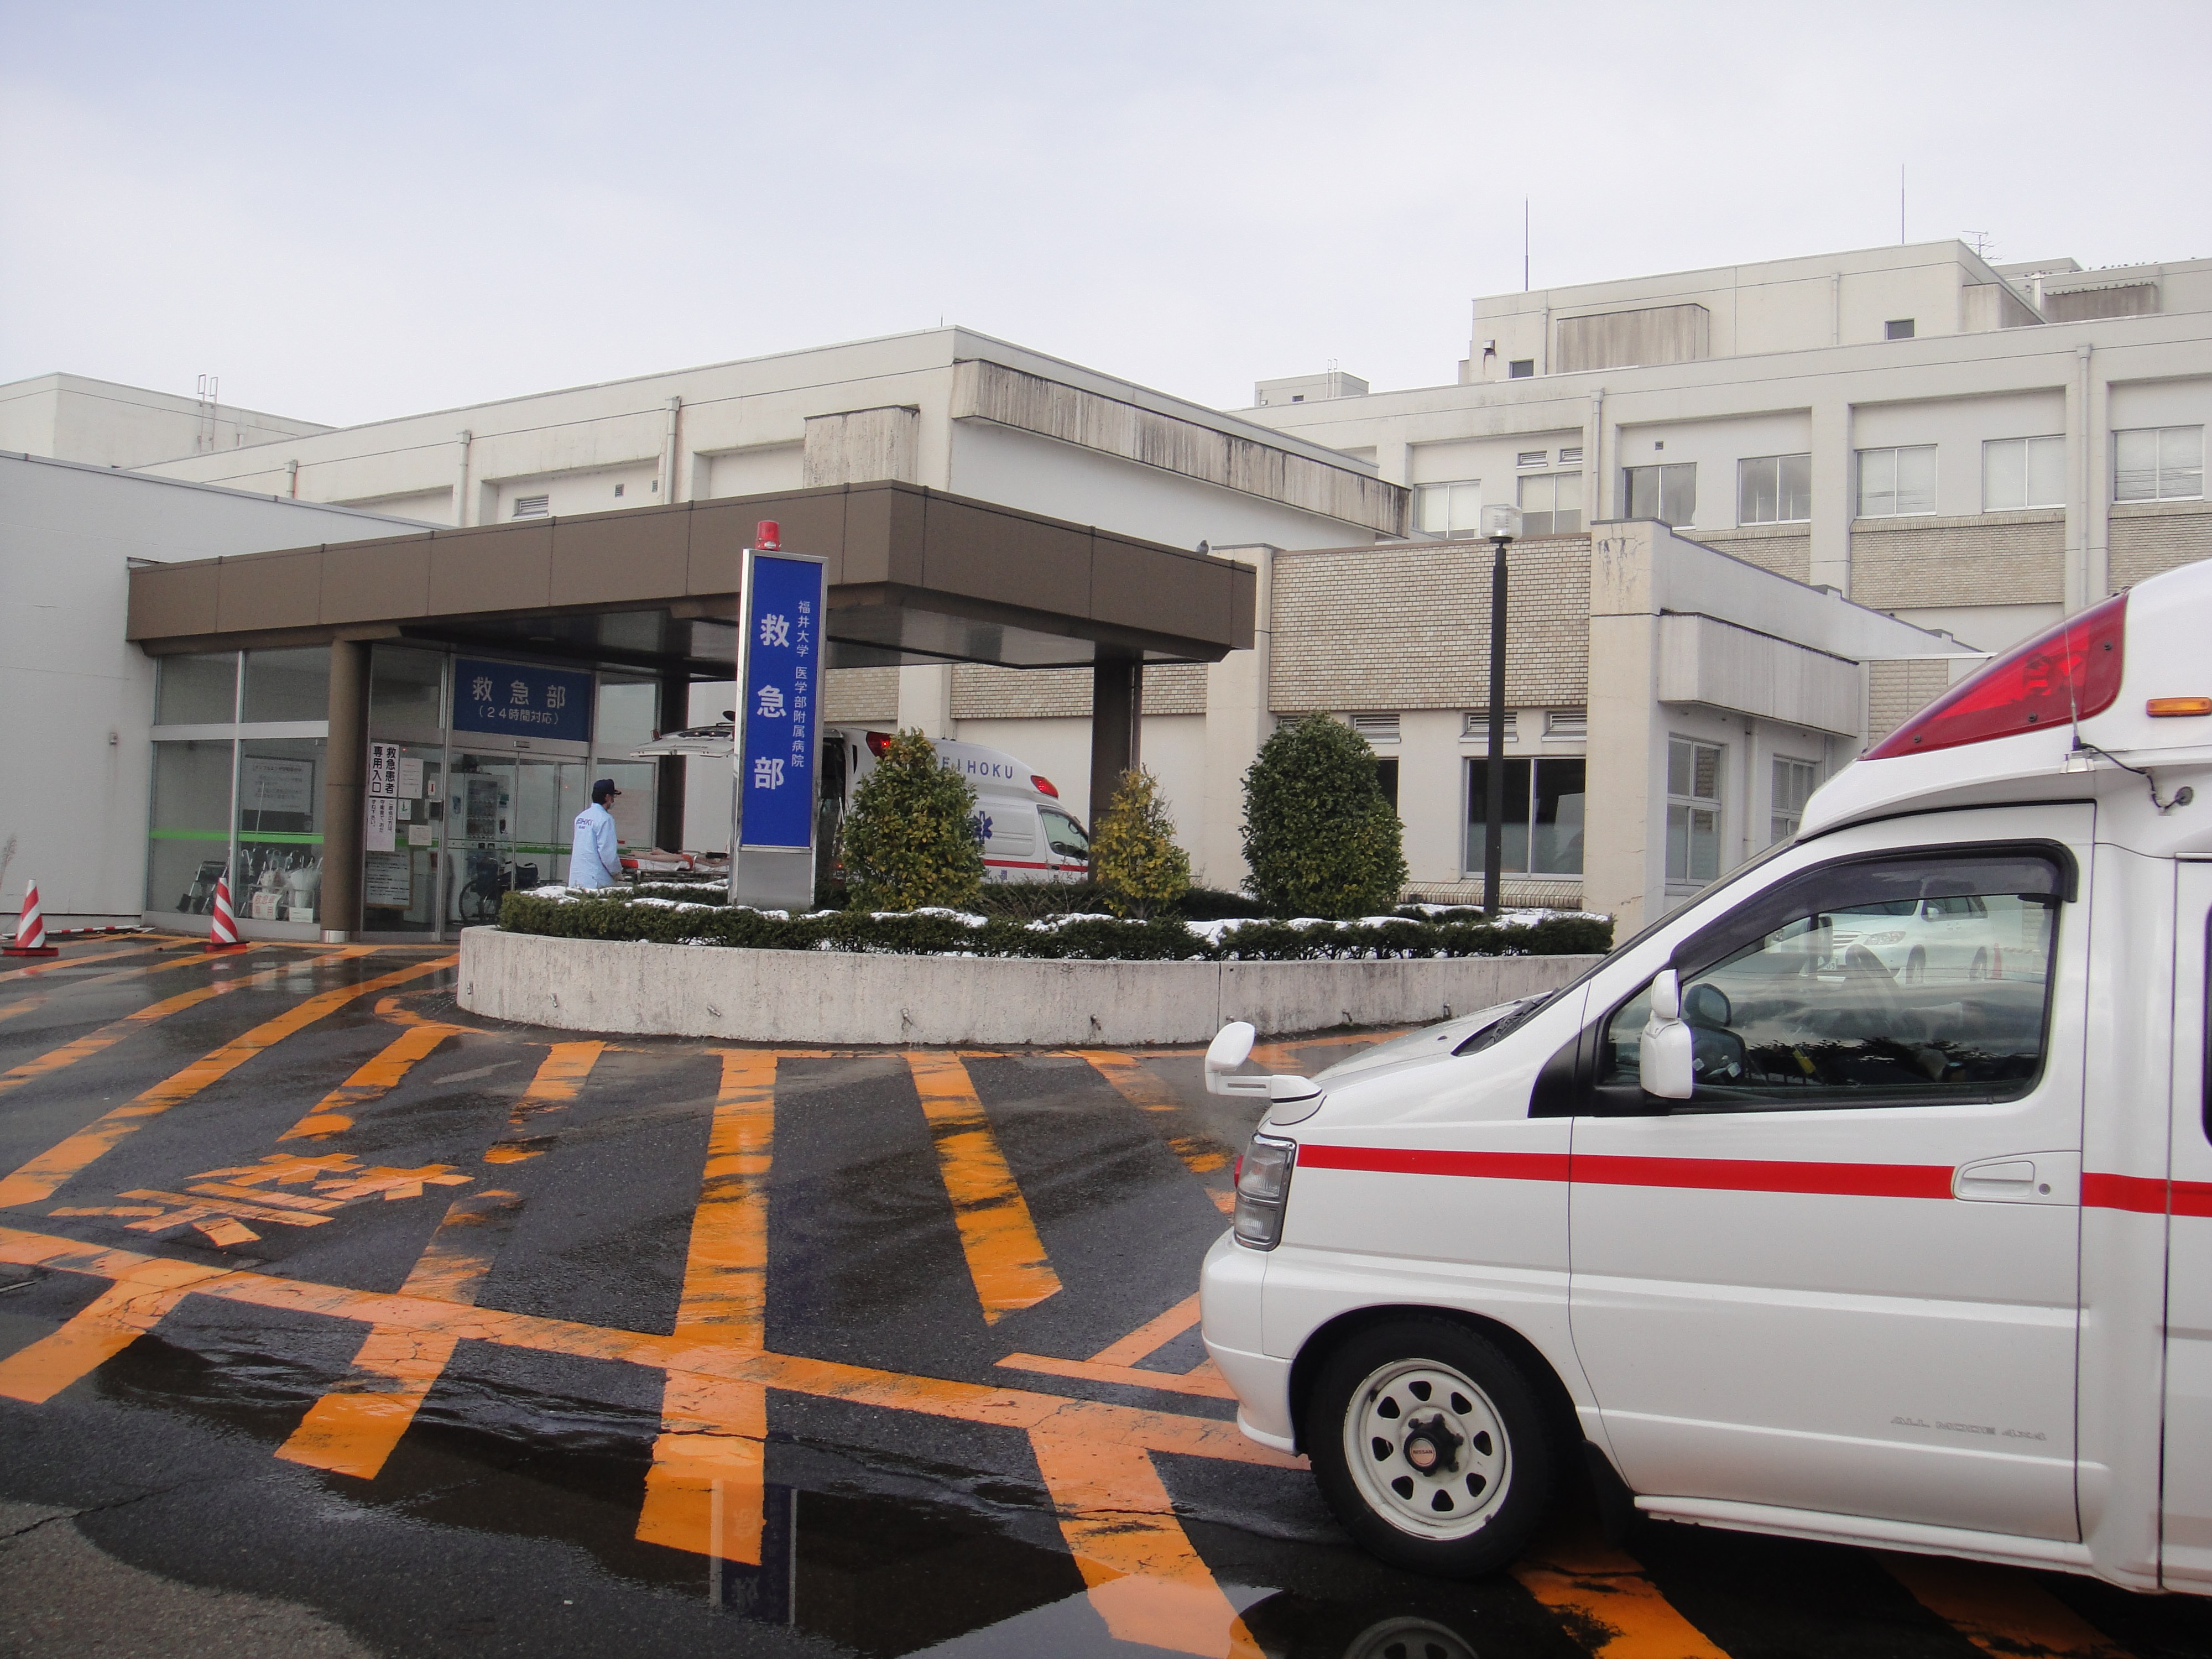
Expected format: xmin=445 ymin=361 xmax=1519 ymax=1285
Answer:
xmin=734 ymin=550 xmax=827 ymax=851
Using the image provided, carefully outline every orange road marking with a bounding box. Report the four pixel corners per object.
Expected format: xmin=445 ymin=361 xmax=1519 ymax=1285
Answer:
xmin=1074 ymin=1051 xmax=1235 ymax=1213
xmin=277 ymin=1039 xmax=599 ymax=1477
xmin=0 ymin=953 xmax=452 ymax=1209
xmin=639 ymin=1050 xmax=776 ymax=1564
xmin=277 ymin=1186 xmax=523 ymax=1478
xmin=1882 ymin=1552 xmax=2131 ymax=1657
xmin=282 ymin=1021 xmax=463 ymax=1140
xmin=999 ymin=1291 xmax=1233 ymax=1397
xmin=0 ymin=947 xmax=244 ymax=1029
xmin=905 ymin=1051 xmax=1060 ymax=1323
xmin=0 ymin=1254 xmax=231 ymax=1404
xmin=0 ymin=1223 xmax=1303 ymax=1472
xmin=0 ymin=941 xmax=174 ymax=984
xmin=1511 ymin=1524 xmax=1731 ymax=1657
xmin=0 ymin=946 xmax=342 ymax=1104
xmin=1092 ymin=1291 xmax=1203 ymax=1367
xmin=997 ymin=1352 xmax=1236 ymax=1399
xmin=1027 ymin=1428 xmax=1264 ymax=1659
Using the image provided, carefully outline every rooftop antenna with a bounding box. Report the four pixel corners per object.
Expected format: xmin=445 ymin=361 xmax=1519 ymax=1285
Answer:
xmin=1899 ymin=166 xmax=1906 ymax=246
xmin=1524 ymin=199 xmax=1530 ymax=292
xmin=1966 ymin=230 xmax=1994 ymax=260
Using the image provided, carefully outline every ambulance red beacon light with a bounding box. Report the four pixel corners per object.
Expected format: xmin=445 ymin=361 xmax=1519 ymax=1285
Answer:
xmin=1199 ymin=558 xmax=2212 ymax=1589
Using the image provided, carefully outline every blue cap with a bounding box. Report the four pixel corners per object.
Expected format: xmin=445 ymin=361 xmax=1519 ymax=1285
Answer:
xmin=592 ymin=778 xmax=621 ymax=802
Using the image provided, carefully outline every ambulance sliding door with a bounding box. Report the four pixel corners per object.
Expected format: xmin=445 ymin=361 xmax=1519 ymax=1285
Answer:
xmin=2164 ymin=863 xmax=2212 ymax=1586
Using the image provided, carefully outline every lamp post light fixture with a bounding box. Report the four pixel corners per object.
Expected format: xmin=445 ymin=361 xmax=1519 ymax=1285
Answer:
xmin=1479 ymin=504 xmax=1522 ymax=916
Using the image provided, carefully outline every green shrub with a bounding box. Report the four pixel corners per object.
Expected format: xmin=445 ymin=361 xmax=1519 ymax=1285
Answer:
xmin=497 ymin=888 xmax=1611 ymax=961
xmin=837 ymin=728 xmax=984 ymax=911
xmin=1090 ymin=766 xmax=1191 ymax=919
xmin=973 ymin=879 xmax=1107 ymax=920
xmin=1241 ymin=714 xmax=1408 ymax=919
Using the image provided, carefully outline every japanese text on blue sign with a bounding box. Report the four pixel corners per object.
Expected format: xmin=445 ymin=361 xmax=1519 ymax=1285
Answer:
xmin=737 ymin=553 xmax=825 ymax=850
xmin=451 ymin=659 xmax=594 ymax=744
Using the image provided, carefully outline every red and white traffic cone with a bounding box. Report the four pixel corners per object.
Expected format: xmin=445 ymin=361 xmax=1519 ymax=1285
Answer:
xmin=206 ymin=874 xmax=246 ymax=952
xmin=3 ymin=880 xmax=59 ymax=957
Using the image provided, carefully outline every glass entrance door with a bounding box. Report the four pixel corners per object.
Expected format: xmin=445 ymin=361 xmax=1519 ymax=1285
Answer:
xmin=447 ymin=755 xmax=589 ymax=925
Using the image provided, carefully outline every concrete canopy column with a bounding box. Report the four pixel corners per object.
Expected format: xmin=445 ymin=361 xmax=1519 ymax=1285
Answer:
xmin=1809 ymin=398 xmax=1853 ymax=593
xmin=655 ymin=669 xmax=688 ymax=852
xmin=1583 ymin=524 xmax=1662 ymax=936
xmin=1090 ymin=656 xmax=1144 ymax=827
xmin=320 ymin=640 xmax=371 ymax=942
xmin=1202 ymin=544 xmax=1277 ymax=892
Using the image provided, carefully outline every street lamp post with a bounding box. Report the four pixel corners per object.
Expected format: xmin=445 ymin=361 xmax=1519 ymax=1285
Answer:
xmin=1479 ymin=505 xmax=1522 ymax=916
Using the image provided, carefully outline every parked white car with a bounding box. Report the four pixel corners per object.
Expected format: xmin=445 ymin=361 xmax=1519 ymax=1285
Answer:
xmin=1201 ymin=563 xmax=2212 ymax=1594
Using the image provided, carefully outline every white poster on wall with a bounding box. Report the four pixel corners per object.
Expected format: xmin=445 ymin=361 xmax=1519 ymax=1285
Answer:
xmin=397 ymin=757 xmax=424 ymax=799
xmin=363 ymin=851 xmax=412 ymax=907
xmin=241 ymin=757 xmax=316 ymax=818
xmin=364 ymin=796 xmax=398 ymax=853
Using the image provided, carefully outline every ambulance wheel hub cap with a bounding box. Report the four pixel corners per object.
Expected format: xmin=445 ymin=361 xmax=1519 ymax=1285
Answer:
xmin=1345 ymin=1358 xmax=1510 ymax=1540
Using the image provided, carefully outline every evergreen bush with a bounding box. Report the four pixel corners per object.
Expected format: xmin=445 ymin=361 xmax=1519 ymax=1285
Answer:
xmin=1090 ymin=766 xmax=1191 ymax=919
xmin=1241 ymin=714 xmax=1408 ymax=919
xmin=836 ymin=728 xmax=984 ymax=911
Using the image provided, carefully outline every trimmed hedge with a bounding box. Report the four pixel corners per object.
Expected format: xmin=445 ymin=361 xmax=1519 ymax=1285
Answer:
xmin=499 ymin=889 xmax=1611 ymax=961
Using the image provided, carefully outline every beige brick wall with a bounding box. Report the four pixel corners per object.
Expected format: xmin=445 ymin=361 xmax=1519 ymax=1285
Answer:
xmin=1270 ymin=534 xmax=1592 ymax=712
xmin=1849 ymin=513 xmax=2065 ymax=608
xmin=1866 ymin=659 xmax=1953 ymax=743
xmin=947 ymin=661 xmax=1209 ymax=719
xmin=823 ymin=666 xmax=899 ymax=723
xmin=2110 ymin=503 xmax=2212 ymax=591
xmin=1692 ymin=528 xmax=1812 ymax=584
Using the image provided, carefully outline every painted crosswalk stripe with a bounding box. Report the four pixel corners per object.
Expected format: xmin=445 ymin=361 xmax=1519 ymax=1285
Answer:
xmin=1074 ymin=1051 xmax=1235 ymax=1213
xmin=1028 ymin=1428 xmax=1262 ymax=1659
xmin=0 ymin=946 xmax=350 ymax=1104
xmin=905 ymin=1051 xmax=1060 ymax=1323
xmin=281 ymin=1021 xmax=464 ymax=1141
xmin=637 ymin=1050 xmax=776 ymax=1564
xmin=1511 ymin=1525 xmax=1732 ymax=1657
xmin=275 ymin=1041 xmax=604 ymax=1478
xmin=0 ymin=1254 xmax=232 ymax=1404
xmin=0 ymin=953 xmax=452 ymax=1208
xmin=1882 ymin=1552 xmax=2132 ymax=1657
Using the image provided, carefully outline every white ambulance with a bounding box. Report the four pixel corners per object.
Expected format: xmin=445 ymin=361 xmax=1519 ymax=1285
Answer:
xmin=1200 ymin=560 xmax=2212 ymax=1592
xmin=635 ymin=723 xmax=1089 ymax=884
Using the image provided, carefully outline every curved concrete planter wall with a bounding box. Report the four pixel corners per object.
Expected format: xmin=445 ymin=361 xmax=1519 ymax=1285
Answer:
xmin=457 ymin=927 xmax=1602 ymax=1046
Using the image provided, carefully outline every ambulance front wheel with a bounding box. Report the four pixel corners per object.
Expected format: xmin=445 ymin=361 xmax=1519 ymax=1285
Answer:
xmin=1305 ymin=1317 xmax=1557 ymax=1578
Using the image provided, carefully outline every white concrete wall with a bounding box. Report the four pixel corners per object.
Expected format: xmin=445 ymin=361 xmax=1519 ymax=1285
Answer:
xmin=0 ymin=455 xmax=426 ymax=928
xmin=0 ymin=374 xmax=329 ymax=471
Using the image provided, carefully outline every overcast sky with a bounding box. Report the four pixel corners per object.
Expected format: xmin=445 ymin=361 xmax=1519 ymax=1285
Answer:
xmin=5 ymin=1 xmax=2209 ymax=428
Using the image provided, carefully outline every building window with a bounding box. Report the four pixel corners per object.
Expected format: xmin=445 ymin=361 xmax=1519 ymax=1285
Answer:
xmin=1736 ymin=453 xmax=1812 ymax=525
xmin=1516 ymin=471 xmax=1584 ymax=536
xmin=1464 ymin=756 xmax=1585 ymax=875
xmin=1666 ymin=737 xmax=1724 ymax=885
xmin=1414 ymin=480 xmax=1483 ymax=538
xmin=1558 ymin=447 xmax=1583 ymax=465
xmin=1886 ymin=319 xmax=1916 ymax=340
xmin=1509 ymin=359 xmax=1535 ymax=378
xmin=1624 ymin=462 xmax=1697 ymax=527
xmin=1981 ymin=435 xmax=2066 ymax=512
xmin=1375 ymin=756 xmax=1400 ymax=811
xmin=614 ymin=483 xmax=625 ymax=497
xmin=1350 ymin=712 xmax=1400 ymax=743
xmin=2115 ymin=425 xmax=2205 ymax=502
xmin=1463 ymin=710 xmax=1517 ymax=740
xmin=1856 ymin=445 xmax=1937 ymax=518
xmin=1516 ymin=451 xmax=1548 ymax=467
xmin=1545 ymin=708 xmax=1588 ymax=738
xmin=1771 ymin=755 xmax=1818 ymax=844
xmin=513 ymin=495 xmax=550 ymax=518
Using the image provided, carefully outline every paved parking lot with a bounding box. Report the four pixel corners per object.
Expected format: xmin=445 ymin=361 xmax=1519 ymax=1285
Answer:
xmin=3 ymin=936 xmax=2211 ymax=1658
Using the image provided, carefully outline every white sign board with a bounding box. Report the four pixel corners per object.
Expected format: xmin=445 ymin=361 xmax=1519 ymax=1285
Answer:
xmin=364 ymin=796 xmax=398 ymax=853
xmin=241 ymin=757 xmax=316 ymax=818
xmin=367 ymin=743 xmax=400 ymax=799
xmin=363 ymin=851 xmax=412 ymax=908
xmin=398 ymin=757 xmax=424 ymax=799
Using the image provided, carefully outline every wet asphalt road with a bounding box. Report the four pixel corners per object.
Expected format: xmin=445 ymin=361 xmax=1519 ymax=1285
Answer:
xmin=5 ymin=939 xmax=2212 ymax=1659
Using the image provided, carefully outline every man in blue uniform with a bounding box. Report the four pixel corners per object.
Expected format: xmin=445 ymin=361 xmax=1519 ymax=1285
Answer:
xmin=569 ymin=779 xmax=624 ymax=889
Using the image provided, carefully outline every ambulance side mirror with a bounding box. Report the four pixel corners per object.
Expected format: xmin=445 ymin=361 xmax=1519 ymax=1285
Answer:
xmin=1639 ymin=969 xmax=1695 ymax=1100
xmin=1204 ymin=1021 xmax=1267 ymax=1097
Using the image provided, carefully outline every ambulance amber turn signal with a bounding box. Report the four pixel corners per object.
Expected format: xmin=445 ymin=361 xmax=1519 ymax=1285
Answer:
xmin=2148 ymin=697 xmax=2212 ymax=717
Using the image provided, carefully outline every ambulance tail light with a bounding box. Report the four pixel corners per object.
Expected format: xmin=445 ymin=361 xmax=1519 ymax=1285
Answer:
xmin=1867 ymin=593 xmax=2127 ymax=761
xmin=1233 ymin=1132 xmax=1297 ymax=1250
xmin=864 ymin=731 xmax=893 ymax=758
xmin=1031 ymin=775 xmax=1059 ymax=798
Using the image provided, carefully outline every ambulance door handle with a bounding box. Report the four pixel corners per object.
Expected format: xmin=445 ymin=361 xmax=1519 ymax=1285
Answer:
xmin=1954 ymin=1152 xmax=2078 ymax=1204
